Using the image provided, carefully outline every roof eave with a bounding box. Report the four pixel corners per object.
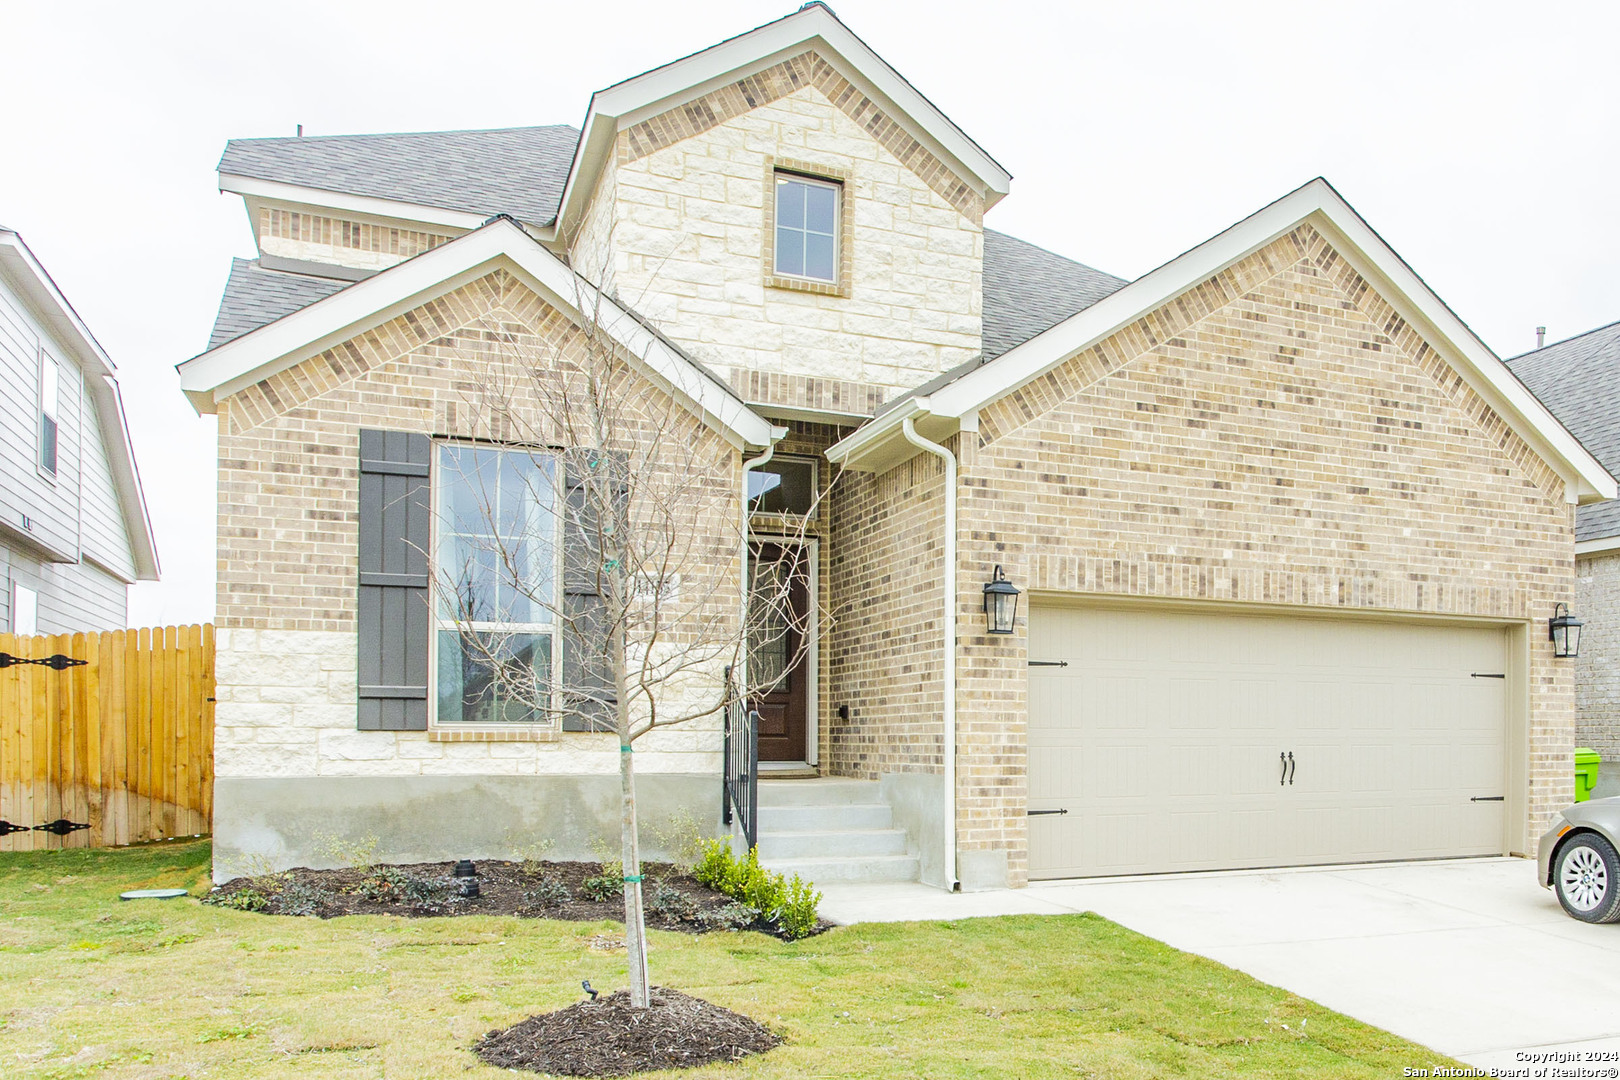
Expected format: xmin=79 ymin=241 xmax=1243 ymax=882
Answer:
xmin=832 ymin=178 xmax=1616 ymax=504
xmin=178 ymin=219 xmax=775 ymax=451
xmin=219 ymin=173 xmax=561 ymax=241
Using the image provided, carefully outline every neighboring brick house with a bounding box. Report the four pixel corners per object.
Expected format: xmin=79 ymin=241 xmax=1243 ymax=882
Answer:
xmin=1 ymin=227 xmax=158 ymax=634
xmin=179 ymin=4 xmax=1612 ymax=887
xmin=1510 ymin=323 xmax=1620 ymax=798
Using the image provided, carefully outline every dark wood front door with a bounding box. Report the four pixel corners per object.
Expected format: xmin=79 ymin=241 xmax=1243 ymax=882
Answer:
xmin=748 ymin=543 xmax=809 ymax=763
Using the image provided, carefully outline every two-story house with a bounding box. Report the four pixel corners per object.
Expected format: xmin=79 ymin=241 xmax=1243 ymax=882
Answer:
xmin=1 ymin=227 xmax=158 ymax=635
xmin=180 ymin=5 xmax=1611 ymax=889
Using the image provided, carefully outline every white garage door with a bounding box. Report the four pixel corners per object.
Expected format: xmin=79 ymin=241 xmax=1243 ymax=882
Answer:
xmin=1027 ymin=604 xmax=1507 ymax=879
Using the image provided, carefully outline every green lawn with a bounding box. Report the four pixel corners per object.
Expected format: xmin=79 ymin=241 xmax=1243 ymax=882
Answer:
xmin=0 ymin=841 xmax=1460 ymax=1079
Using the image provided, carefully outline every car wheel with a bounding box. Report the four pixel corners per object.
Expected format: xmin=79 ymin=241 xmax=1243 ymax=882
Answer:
xmin=1555 ymin=832 xmax=1620 ymax=924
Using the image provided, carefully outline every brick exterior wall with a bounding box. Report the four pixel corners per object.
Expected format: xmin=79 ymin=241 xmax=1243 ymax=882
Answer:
xmin=213 ymin=269 xmax=742 ymax=780
xmin=1576 ymin=553 xmax=1620 ymax=768
xmin=945 ymin=224 xmax=1576 ymax=885
xmin=257 ymin=206 xmax=457 ymax=271
xmin=565 ymin=49 xmax=984 ymax=408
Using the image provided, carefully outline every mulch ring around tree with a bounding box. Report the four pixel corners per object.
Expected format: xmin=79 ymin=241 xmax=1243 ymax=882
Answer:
xmin=202 ymin=859 xmax=830 ymax=941
xmin=473 ymin=987 xmax=780 ymax=1077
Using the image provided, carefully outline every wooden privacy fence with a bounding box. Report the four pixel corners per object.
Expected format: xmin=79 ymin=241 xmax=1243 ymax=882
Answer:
xmin=0 ymin=624 xmax=214 ymax=851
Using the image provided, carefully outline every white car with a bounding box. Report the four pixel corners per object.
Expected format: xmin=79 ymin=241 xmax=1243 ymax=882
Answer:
xmin=1539 ymin=797 xmax=1620 ymax=924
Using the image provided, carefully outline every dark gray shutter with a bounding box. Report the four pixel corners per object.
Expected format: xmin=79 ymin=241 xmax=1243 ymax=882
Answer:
xmin=357 ymin=429 xmax=432 ymax=731
xmin=560 ymin=449 xmax=626 ymax=733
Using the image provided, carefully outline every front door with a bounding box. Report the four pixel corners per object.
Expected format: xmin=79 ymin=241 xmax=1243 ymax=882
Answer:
xmin=747 ymin=543 xmax=809 ymax=762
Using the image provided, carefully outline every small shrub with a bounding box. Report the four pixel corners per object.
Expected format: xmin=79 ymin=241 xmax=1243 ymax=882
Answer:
xmin=523 ymin=875 xmax=572 ymax=908
xmin=399 ymin=875 xmax=453 ymax=911
xmin=275 ymin=882 xmax=332 ymax=917
xmin=645 ymin=882 xmax=698 ymax=922
xmin=772 ymin=874 xmax=822 ymax=940
xmin=579 ymin=873 xmax=619 ymax=903
xmin=311 ymin=831 xmax=380 ymax=869
xmin=588 ymin=839 xmax=624 ymax=886
xmin=692 ymin=838 xmax=735 ymax=889
xmin=202 ymin=888 xmax=269 ymax=912
xmin=694 ymin=901 xmax=760 ymax=931
xmin=353 ymin=866 xmax=410 ymax=903
xmin=647 ymin=809 xmax=706 ymax=874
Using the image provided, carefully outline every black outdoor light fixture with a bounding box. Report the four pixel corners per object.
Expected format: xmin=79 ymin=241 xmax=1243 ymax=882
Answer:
xmin=1550 ymin=603 xmax=1583 ymax=659
xmin=983 ymin=565 xmax=1021 ymax=635
xmin=453 ymin=859 xmax=479 ymax=898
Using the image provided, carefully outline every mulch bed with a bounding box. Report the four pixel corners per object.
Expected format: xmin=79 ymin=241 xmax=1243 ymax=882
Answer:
xmin=473 ymin=987 xmax=780 ymax=1077
xmin=203 ymin=859 xmax=829 ymax=941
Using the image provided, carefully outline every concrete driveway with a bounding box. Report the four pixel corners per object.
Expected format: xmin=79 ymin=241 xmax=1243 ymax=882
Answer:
xmin=818 ymin=857 xmax=1620 ymax=1070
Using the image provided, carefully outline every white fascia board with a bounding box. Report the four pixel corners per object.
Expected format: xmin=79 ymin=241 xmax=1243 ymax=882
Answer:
xmin=219 ymin=174 xmax=559 ymax=243
xmin=177 ymin=220 xmax=774 ymax=450
xmin=86 ymin=375 xmax=160 ymax=581
xmin=553 ymin=5 xmax=1010 ymax=236
xmin=1576 ymin=535 xmax=1620 ymax=557
xmin=0 ymin=231 xmax=116 ymax=379
xmin=836 ymin=179 xmax=1615 ymax=503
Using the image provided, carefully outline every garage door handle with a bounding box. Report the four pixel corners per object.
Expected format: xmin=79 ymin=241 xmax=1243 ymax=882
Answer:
xmin=1027 ymin=809 xmax=1069 ymax=816
xmin=1287 ymin=751 xmax=1296 ymax=785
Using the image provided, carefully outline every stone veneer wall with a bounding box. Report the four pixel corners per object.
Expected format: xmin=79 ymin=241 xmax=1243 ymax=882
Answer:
xmin=214 ymin=269 xmax=741 ymax=784
xmin=257 ymin=206 xmax=458 ymax=271
xmin=1576 ymin=553 xmax=1620 ymax=773
xmin=567 ymin=49 xmax=984 ymax=409
xmin=948 ymin=224 xmax=1576 ymax=886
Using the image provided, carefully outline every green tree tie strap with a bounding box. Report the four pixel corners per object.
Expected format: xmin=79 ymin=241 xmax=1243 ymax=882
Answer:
xmin=620 ymin=745 xmax=633 ymax=753
xmin=623 ymin=874 xmax=644 ymax=883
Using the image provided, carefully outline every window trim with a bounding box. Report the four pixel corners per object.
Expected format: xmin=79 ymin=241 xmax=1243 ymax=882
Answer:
xmin=763 ymin=159 xmax=853 ymax=298
xmin=427 ymin=439 xmax=565 ymax=733
xmin=37 ymin=350 xmax=60 ymax=482
xmin=12 ymin=582 xmax=38 ymax=636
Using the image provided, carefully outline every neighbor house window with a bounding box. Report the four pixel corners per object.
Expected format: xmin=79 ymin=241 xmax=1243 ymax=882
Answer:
xmin=773 ymin=172 xmax=840 ymax=283
xmin=38 ymin=355 xmax=59 ymax=476
xmin=747 ymin=457 xmax=818 ymax=517
xmin=12 ymin=583 xmax=38 ymax=636
xmin=433 ymin=443 xmax=560 ymax=724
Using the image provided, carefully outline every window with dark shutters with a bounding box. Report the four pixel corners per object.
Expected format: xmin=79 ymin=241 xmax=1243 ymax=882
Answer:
xmin=356 ymin=429 xmax=432 ymax=731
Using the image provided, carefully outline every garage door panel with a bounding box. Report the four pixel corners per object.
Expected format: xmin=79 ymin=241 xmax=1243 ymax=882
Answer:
xmin=1028 ymin=604 xmax=1508 ymax=879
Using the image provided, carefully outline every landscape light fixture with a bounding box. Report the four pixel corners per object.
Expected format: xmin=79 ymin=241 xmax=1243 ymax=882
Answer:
xmin=983 ymin=565 xmax=1021 ymax=635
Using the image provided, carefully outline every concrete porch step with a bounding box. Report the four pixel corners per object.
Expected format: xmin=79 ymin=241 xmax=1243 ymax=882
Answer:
xmin=758 ymin=802 xmax=893 ymax=831
xmin=757 ymin=778 xmax=882 ymax=807
xmin=757 ymin=827 xmax=908 ymax=859
xmin=758 ymin=853 xmax=921 ymax=884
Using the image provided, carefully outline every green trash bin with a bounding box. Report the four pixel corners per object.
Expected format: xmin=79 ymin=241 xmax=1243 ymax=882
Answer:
xmin=1575 ymin=747 xmax=1601 ymax=803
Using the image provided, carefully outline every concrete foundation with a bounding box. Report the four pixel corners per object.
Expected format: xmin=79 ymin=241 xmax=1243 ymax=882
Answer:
xmin=212 ymin=773 xmax=721 ymax=883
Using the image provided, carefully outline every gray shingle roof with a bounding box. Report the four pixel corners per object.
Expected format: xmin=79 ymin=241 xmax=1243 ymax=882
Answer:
xmin=207 ymin=259 xmax=347 ymax=351
xmin=982 ymin=228 xmax=1128 ymax=361
xmin=218 ymin=126 xmax=580 ymax=225
xmin=1507 ymin=320 xmax=1620 ymax=541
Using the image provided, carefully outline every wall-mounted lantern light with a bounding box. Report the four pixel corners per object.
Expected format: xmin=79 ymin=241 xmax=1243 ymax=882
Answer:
xmin=1550 ymin=603 xmax=1583 ymax=659
xmin=983 ymin=565 xmax=1021 ymax=635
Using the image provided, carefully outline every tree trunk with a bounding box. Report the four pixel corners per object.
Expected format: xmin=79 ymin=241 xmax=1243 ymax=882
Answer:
xmin=616 ymin=621 xmax=650 ymax=1006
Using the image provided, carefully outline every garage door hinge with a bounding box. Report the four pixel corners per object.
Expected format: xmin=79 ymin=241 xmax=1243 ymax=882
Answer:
xmin=1027 ymin=809 xmax=1069 ymax=816
xmin=1027 ymin=660 xmax=1069 ymax=667
xmin=1470 ymin=673 xmax=1506 ymax=679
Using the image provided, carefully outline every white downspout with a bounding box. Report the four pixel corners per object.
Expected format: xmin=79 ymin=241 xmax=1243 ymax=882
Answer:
xmin=900 ymin=417 xmax=959 ymax=892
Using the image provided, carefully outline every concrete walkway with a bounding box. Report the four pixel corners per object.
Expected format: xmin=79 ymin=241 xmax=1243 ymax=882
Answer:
xmin=818 ymin=857 xmax=1620 ymax=1070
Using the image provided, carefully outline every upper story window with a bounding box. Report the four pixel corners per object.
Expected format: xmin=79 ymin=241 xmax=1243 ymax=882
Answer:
xmin=747 ymin=457 xmax=818 ymax=517
xmin=433 ymin=443 xmax=560 ymax=725
xmin=774 ymin=172 xmax=840 ymax=284
xmin=38 ymin=354 xmax=60 ymax=477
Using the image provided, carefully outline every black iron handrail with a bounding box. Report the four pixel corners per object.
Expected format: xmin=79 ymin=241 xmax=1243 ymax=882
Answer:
xmin=721 ymin=665 xmax=759 ymax=849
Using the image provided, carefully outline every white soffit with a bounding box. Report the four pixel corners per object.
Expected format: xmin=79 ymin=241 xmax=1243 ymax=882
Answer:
xmin=829 ymin=178 xmax=1616 ymax=505
xmin=553 ymin=3 xmax=1011 ymax=238
xmin=175 ymin=219 xmax=774 ymax=450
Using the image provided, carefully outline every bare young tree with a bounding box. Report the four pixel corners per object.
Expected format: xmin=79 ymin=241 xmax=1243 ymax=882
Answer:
xmin=427 ymin=283 xmax=827 ymax=1006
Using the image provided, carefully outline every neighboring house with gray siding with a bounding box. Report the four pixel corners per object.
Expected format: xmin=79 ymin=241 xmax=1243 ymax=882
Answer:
xmin=0 ymin=227 xmax=159 ymax=635
xmin=1510 ymin=322 xmax=1620 ymax=796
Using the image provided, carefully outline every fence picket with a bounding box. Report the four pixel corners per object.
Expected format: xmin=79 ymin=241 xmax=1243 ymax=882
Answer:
xmin=0 ymin=625 xmax=214 ymax=848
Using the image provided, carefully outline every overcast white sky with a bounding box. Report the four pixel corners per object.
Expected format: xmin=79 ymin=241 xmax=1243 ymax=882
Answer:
xmin=5 ymin=0 xmax=1618 ymax=627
